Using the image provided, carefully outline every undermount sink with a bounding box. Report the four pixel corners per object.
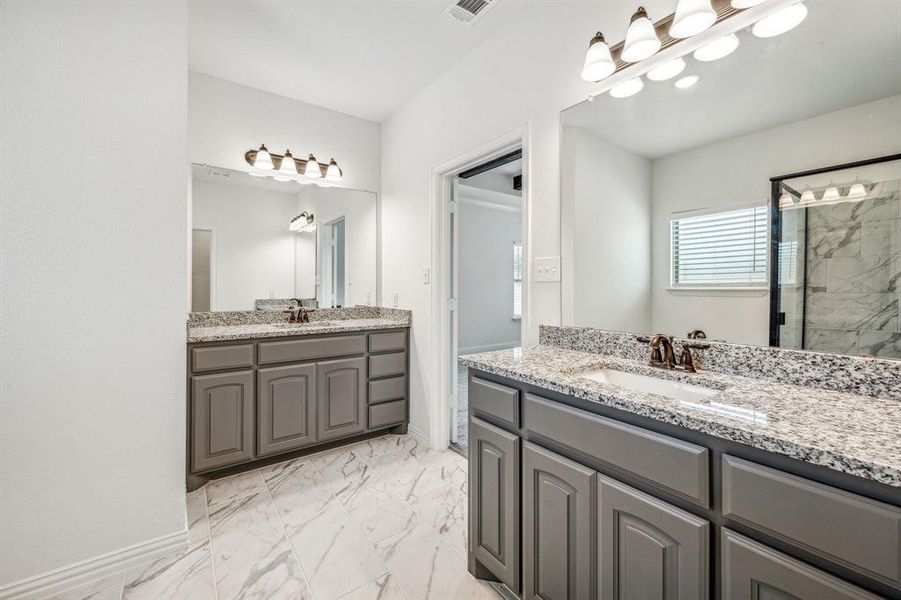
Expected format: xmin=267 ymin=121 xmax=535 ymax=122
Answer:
xmin=579 ymin=368 xmax=721 ymax=403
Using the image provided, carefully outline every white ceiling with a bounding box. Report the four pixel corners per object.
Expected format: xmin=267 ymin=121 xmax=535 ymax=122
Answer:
xmin=563 ymin=1 xmax=901 ymax=159
xmin=188 ymin=0 xmax=532 ymax=123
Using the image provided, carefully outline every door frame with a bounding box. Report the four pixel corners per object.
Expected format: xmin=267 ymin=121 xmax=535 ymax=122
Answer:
xmin=191 ymin=226 xmax=217 ymax=311
xmin=429 ymin=124 xmax=531 ymax=449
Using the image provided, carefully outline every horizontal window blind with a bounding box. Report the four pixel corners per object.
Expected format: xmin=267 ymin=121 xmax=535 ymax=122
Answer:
xmin=671 ymin=206 xmax=768 ymax=287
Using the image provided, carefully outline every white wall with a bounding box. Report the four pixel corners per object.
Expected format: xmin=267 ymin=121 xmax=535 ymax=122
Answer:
xmin=380 ymin=2 xmax=649 ymax=442
xmin=562 ymin=127 xmax=652 ymax=333
xmin=651 ymin=94 xmax=901 ymax=344
xmin=297 ymin=187 xmax=378 ymax=307
xmin=457 ymin=186 xmax=522 ymax=354
xmin=189 ymin=72 xmax=381 ymax=193
xmin=0 ymin=1 xmax=188 ymax=587
xmin=193 ymin=179 xmax=301 ymax=310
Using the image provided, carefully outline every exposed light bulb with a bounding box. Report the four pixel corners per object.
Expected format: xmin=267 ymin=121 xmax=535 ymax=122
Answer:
xmin=731 ymin=0 xmax=765 ymax=8
xmin=325 ymin=159 xmax=342 ymax=182
xmin=273 ymin=149 xmax=298 ymax=181
xmin=799 ymin=189 xmax=816 ymax=204
xmin=674 ymin=74 xmax=700 ymax=89
xmin=622 ymin=7 xmax=661 ymax=63
xmin=609 ymin=77 xmax=644 ymax=98
xmin=581 ymin=32 xmax=616 ymax=82
xmin=752 ymin=2 xmax=807 ymax=38
xmin=822 ymin=186 xmax=840 ymax=202
xmin=647 ymin=57 xmax=686 ymax=81
xmin=252 ymin=144 xmax=274 ymax=171
xmin=304 ymin=154 xmax=322 ymax=179
xmin=693 ymin=33 xmax=740 ymax=62
xmin=847 ymin=182 xmax=867 ymax=200
xmin=779 ymin=193 xmax=794 ymax=209
xmin=669 ymin=0 xmax=717 ymax=39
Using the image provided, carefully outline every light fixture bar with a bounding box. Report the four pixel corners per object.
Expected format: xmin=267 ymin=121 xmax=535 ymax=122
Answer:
xmin=599 ymin=0 xmax=742 ymax=79
xmin=244 ymin=148 xmax=341 ymax=182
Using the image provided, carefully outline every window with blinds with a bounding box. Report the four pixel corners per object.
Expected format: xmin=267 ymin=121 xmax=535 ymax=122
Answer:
xmin=513 ymin=242 xmax=523 ymax=319
xmin=670 ymin=205 xmax=768 ymax=288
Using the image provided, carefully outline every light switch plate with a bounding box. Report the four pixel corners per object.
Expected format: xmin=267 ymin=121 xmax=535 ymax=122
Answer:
xmin=533 ymin=256 xmax=561 ymax=282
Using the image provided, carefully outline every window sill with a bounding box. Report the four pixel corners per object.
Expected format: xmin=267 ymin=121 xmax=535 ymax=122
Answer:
xmin=667 ymin=287 xmax=768 ymax=298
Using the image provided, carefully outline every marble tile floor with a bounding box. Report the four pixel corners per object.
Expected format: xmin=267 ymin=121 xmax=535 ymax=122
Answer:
xmin=48 ymin=434 xmax=499 ymax=600
xmin=450 ymin=364 xmax=469 ymax=458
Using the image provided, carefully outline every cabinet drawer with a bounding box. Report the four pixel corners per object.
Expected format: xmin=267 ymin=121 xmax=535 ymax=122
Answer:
xmin=368 ymin=331 xmax=406 ymax=353
xmin=258 ymin=335 xmax=365 ymax=365
xmin=368 ymin=399 xmax=406 ymax=429
xmin=722 ymin=529 xmax=882 ymax=600
xmin=369 ymin=352 xmax=406 ymax=378
xmin=470 ymin=376 xmax=520 ymax=428
xmin=369 ymin=375 xmax=406 ymax=404
xmin=191 ymin=344 xmax=254 ymax=372
xmin=524 ymin=393 xmax=709 ymax=506
xmin=722 ymin=455 xmax=901 ymax=587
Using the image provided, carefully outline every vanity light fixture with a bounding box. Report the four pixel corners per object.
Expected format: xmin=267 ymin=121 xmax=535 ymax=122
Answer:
xmin=289 ymin=211 xmax=316 ymax=233
xmin=778 ymin=192 xmax=795 ymax=209
xmin=669 ymin=0 xmax=717 ymax=39
xmin=752 ymin=1 xmax=807 ymax=38
xmin=622 ymin=7 xmax=661 ymax=63
xmin=325 ymin=159 xmax=343 ymax=182
xmin=674 ymin=74 xmax=700 ymax=89
xmin=821 ymin=185 xmax=840 ymax=202
xmin=273 ymin=149 xmax=298 ymax=181
xmin=249 ymin=144 xmax=274 ymax=176
xmin=693 ymin=33 xmax=739 ymax=62
xmin=244 ymin=146 xmax=343 ymax=184
xmin=304 ymin=154 xmax=323 ymax=179
xmin=647 ymin=57 xmax=687 ymax=81
xmin=581 ymin=32 xmax=616 ymax=82
xmin=799 ymin=189 xmax=816 ymax=204
xmin=609 ymin=77 xmax=644 ymax=98
xmin=847 ymin=182 xmax=868 ymax=200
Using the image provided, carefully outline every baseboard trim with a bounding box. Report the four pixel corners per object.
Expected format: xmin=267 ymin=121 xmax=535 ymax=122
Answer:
xmin=0 ymin=529 xmax=189 ymax=600
xmin=406 ymin=423 xmax=430 ymax=447
xmin=458 ymin=341 xmax=520 ymax=356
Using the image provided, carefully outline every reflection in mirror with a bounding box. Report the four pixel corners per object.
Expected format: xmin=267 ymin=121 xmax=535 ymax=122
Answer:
xmin=561 ymin=0 xmax=901 ymax=358
xmin=190 ymin=164 xmax=377 ymax=312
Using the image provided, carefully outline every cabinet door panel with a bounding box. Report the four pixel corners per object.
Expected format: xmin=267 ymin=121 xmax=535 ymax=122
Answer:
xmin=722 ymin=529 xmax=882 ymax=600
xmin=523 ymin=442 xmax=594 ymax=600
xmin=317 ymin=357 xmax=366 ymax=441
xmin=470 ymin=418 xmax=520 ymax=592
xmin=191 ymin=371 xmax=254 ymax=472
xmin=257 ymin=364 xmax=316 ymax=456
xmin=598 ymin=474 xmax=709 ymax=600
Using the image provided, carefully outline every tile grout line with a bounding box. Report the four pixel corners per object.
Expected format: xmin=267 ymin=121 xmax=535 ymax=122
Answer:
xmin=116 ymin=568 xmax=125 ymax=600
xmin=260 ymin=467 xmax=318 ymax=600
xmin=203 ymin=484 xmax=221 ymax=600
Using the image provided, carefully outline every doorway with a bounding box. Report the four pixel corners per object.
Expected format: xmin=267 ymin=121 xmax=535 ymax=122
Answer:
xmin=320 ymin=217 xmax=346 ymax=308
xmin=191 ymin=227 xmax=215 ymax=311
xmin=431 ymin=129 xmax=529 ymax=455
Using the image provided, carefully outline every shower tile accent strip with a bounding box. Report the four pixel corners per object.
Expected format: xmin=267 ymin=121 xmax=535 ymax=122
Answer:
xmin=539 ymin=325 xmax=901 ymax=402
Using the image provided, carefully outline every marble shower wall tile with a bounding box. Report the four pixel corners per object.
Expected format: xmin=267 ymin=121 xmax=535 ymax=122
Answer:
xmin=805 ymin=328 xmax=860 ymax=355
xmin=805 ymin=291 xmax=898 ymax=332
xmin=807 ymin=222 xmax=861 ymax=259
xmin=860 ymin=331 xmax=901 ymax=358
xmin=825 ymin=255 xmax=900 ymax=293
xmin=862 ymin=217 xmax=901 ymax=256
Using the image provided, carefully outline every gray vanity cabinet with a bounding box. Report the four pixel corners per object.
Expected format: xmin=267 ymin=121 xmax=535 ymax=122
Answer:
xmin=470 ymin=417 xmax=520 ymax=593
xmin=316 ymin=356 xmax=367 ymax=441
xmin=597 ymin=474 xmax=709 ymax=600
xmin=722 ymin=529 xmax=882 ymax=600
xmin=523 ymin=442 xmax=595 ymax=600
xmin=257 ymin=364 xmax=317 ymax=456
xmin=191 ymin=370 xmax=255 ymax=472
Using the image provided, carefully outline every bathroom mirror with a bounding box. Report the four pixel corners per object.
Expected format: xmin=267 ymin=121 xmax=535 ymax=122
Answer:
xmin=561 ymin=0 xmax=901 ymax=358
xmin=191 ymin=164 xmax=377 ymax=312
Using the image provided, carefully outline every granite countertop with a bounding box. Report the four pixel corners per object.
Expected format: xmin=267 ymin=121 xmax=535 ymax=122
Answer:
xmin=461 ymin=345 xmax=901 ymax=488
xmin=188 ymin=318 xmax=408 ymax=343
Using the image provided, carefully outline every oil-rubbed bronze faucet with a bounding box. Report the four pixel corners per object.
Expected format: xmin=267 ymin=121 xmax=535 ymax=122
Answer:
xmin=297 ymin=306 xmax=312 ymax=323
xmin=649 ymin=334 xmax=677 ymax=369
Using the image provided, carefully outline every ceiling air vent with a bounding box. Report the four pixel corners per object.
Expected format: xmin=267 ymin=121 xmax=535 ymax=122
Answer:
xmin=444 ymin=0 xmax=494 ymax=25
